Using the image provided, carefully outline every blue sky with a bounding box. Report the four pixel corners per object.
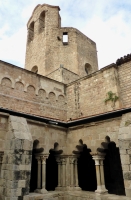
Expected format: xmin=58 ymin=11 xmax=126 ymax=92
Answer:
xmin=0 ymin=0 xmax=131 ymax=69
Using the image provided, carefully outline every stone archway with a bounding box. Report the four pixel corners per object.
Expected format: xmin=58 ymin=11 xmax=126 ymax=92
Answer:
xmin=74 ymin=139 xmax=97 ymax=191
xmin=97 ymin=136 xmax=125 ymax=195
xmin=30 ymin=140 xmax=44 ymax=192
xmin=46 ymin=143 xmax=63 ymax=191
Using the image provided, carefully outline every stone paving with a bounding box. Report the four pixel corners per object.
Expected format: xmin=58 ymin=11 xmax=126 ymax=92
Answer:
xmin=24 ymin=191 xmax=131 ymax=200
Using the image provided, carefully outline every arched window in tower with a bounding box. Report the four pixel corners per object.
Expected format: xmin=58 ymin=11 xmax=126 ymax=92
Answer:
xmin=85 ymin=63 xmax=92 ymax=75
xmin=31 ymin=66 xmax=38 ymax=74
xmin=39 ymin=11 xmax=45 ymax=33
xmin=28 ymin=21 xmax=34 ymax=43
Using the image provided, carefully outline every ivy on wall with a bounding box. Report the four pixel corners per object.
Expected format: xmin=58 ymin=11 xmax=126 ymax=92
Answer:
xmin=104 ymin=91 xmax=119 ymax=109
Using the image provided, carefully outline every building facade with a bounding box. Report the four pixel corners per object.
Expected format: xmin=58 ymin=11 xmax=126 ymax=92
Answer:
xmin=0 ymin=4 xmax=131 ymax=200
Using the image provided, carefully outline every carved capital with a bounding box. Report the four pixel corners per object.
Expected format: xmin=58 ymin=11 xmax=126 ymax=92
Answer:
xmin=91 ymin=152 xmax=105 ymax=166
xmin=61 ymin=158 xmax=66 ymax=165
xmin=69 ymin=157 xmax=75 ymax=164
xmin=56 ymin=157 xmax=62 ymax=164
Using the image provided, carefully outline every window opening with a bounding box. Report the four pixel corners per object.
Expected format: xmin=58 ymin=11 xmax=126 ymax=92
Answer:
xmin=63 ymin=32 xmax=68 ymax=45
xmin=85 ymin=63 xmax=92 ymax=75
xmin=28 ymin=21 xmax=34 ymax=42
xmin=31 ymin=66 xmax=38 ymax=74
xmin=39 ymin=11 xmax=45 ymax=33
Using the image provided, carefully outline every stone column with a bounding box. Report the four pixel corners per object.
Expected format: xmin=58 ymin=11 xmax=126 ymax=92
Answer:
xmin=74 ymin=158 xmax=79 ymax=187
xmin=35 ymin=156 xmax=42 ymax=190
xmin=62 ymin=158 xmax=66 ymax=187
xmin=91 ymin=153 xmax=107 ymax=194
xmin=70 ymin=157 xmax=75 ymax=187
xmin=56 ymin=157 xmax=62 ymax=188
xmin=69 ymin=155 xmax=81 ymax=191
xmin=41 ymin=155 xmax=48 ymax=193
xmin=35 ymin=154 xmax=48 ymax=193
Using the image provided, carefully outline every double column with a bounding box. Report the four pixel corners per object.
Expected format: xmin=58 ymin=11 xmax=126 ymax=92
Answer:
xmin=35 ymin=153 xmax=48 ymax=193
xmin=91 ymin=153 xmax=107 ymax=194
xmin=56 ymin=155 xmax=80 ymax=191
xmin=69 ymin=156 xmax=80 ymax=190
xmin=55 ymin=156 xmax=66 ymax=190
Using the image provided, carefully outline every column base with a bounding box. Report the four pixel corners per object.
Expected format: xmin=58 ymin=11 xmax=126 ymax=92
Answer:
xmin=95 ymin=186 xmax=108 ymax=194
xmin=68 ymin=186 xmax=81 ymax=191
xmin=55 ymin=186 xmax=81 ymax=191
xmin=35 ymin=188 xmax=48 ymax=194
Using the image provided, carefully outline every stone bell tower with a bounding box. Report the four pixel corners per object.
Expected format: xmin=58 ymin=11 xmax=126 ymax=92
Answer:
xmin=25 ymin=4 xmax=98 ymax=79
xmin=25 ymin=4 xmax=61 ymax=76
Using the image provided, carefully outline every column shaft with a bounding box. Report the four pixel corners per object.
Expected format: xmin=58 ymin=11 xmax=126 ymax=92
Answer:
xmin=92 ymin=154 xmax=107 ymax=194
xmin=74 ymin=160 xmax=79 ymax=187
xmin=100 ymin=160 xmax=106 ymax=190
xmin=70 ymin=160 xmax=74 ymax=186
xmin=41 ymin=159 xmax=46 ymax=189
xmin=37 ymin=158 xmax=41 ymax=189
xmin=95 ymin=164 xmax=101 ymax=189
xmin=62 ymin=159 xmax=66 ymax=187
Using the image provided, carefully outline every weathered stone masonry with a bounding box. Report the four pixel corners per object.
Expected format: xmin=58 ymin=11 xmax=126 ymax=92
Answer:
xmin=1 ymin=3 xmax=131 ymax=200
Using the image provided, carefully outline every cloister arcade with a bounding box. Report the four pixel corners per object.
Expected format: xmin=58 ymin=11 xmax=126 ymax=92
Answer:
xmin=29 ymin=137 xmax=125 ymax=196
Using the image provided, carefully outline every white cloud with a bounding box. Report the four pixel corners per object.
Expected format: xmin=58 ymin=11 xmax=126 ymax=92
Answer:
xmin=0 ymin=0 xmax=131 ymax=69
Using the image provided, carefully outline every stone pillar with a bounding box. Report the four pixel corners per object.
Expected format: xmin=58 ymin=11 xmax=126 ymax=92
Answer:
xmin=74 ymin=158 xmax=79 ymax=187
xmin=56 ymin=158 xmax=62 ymax=189
xmin=41 ymin=155 xmax=48 ymax=193
xmin=35 ymin=154 xmax=48 ymax=193
xmin=91 ymin=153 xmax=107 ymax=194
xmin=0 ymin=116 xmax=33 ymax=200
xmin=69 ymin=155 xmax=81 ymax=191
xmin=36 ymin=156 xmax=42 ymax=190
xmin=62 ymin=158 xmax=66 ymax=187
xmin=70 ymin=157 xmax=75 ymax=187
xmin=55 ymin=155 xmax=81 ymax=191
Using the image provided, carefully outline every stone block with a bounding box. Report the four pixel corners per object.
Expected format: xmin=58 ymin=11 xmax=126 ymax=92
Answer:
xmin=125 ymin=188 xmax=131 ymax=197
xmin=6 ymin=181 xmax=18 ymax=189
xmin=120 ymin=155 xmax=129 ymax=164
xmin=22 ymin=140 xmax=32 ymax=151
xmin=18 ymin=180 xmax=26 ymax=188
xmin=122 ymin=164 xmax=129 ymax=171
xmin=119 ymin=140 xmax=131 ymax=150
xmin=120 ymin=149 xmax=127 ymax=155
xmin=123 ymin=172 xmax=131 ymax=180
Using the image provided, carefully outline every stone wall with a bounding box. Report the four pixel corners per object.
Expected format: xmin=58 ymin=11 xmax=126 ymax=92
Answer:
xmin=0 ymin=61 xmax=67 ymax=121
xmin=118 ymin=62 xmax=131 ymax=108
xmin=118 ymin=113 xmax=131 ymax=197
xmin=66 ymin=64 xmax=121 ymax=120
xmin=67 ymin=117 xmax=120 ymax=154
xmin=27 ymin=119 xmax=67 ymax=154
xmin=0 ymin=114 xmax=8 ymax=151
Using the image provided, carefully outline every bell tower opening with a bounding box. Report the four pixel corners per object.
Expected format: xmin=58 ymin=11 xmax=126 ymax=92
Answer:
xmin=39 ymin=11 xmax=45 ymax=33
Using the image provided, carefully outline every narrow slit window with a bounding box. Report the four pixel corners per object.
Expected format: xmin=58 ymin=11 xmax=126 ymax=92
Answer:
xmin=63 ymin=32 xmax=68 ymax=44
